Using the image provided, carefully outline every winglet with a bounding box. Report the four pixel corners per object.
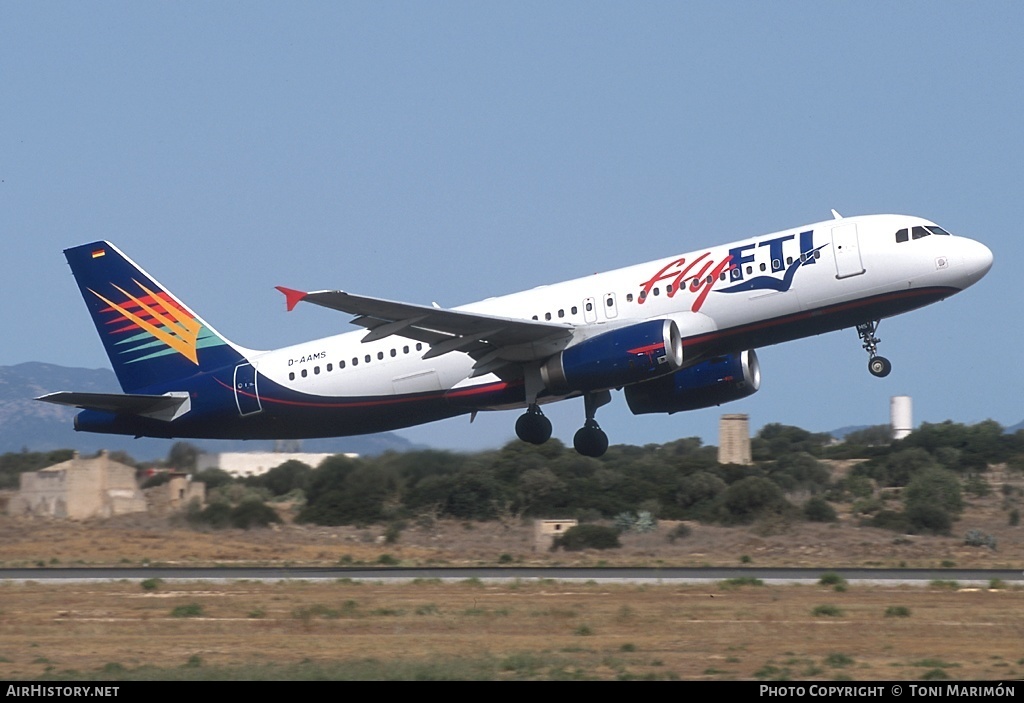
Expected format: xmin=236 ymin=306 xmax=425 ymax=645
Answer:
xmin=275 ymin=286 xmax=308 ymax=312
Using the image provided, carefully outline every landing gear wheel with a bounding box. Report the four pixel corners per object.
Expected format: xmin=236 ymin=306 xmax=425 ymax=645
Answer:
xmin=868 ymin=356 xmax=892 ymax=378
xmin=573 ymin=421 xmax=609 ymax=458
xmin=515 ymin=406 xmax=552 ymax=445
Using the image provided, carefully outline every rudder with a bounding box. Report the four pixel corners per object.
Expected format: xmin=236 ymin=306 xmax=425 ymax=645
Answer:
xmin=64 ymin=241 xmax=249 ymax=393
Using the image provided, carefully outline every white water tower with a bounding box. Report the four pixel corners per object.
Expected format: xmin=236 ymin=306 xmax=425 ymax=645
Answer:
xmin=890 ymin=396 xmax=912 ymax=440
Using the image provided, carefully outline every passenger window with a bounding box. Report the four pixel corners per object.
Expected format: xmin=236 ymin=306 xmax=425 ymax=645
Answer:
xmin=377 ymin=351 xmax=384 ymax=360
xmin=403 ymin=345 xmax=409 ymax=354
xmin=390 ymin=349 xmax=397 ymax=357
xmin=545 ymin=312 xmax=551 ymax=320
xmin=759 ymin=263 xmax=766 ymax=272
xmin=416 ymin=343 xmax=422 ymax=351
xmin=666 ymin=284 xmax=674 ymax=293
xmin=289 ymin=372 xmax=295 ymax=381
xmin=301 ymin=369 xmax=307 ymax=378
xmin=558 ymin=309 xmax=564 ymax=318
xmin=314 ymin=366 xmax=320 ymax=375
xmin=327 ymin=363 xmax=333 ymax=372
xmin=653 ymin=287 xmax=660 ymax=296
xmin=572 ymin=305 xmax=579 ymax=313
xmin=340 ymin=360 xmax=346 ymax=369
xmin=352 ymin=358 xmax=358 ymax=366
xmin=365 ymin=354 xmax=371 ymax=363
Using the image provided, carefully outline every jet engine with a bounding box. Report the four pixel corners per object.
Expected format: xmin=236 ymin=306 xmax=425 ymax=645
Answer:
xmin=624 ymin=349 xmax=761 ymax=414
xmin=541 ymin=319 xmax=683 ymax=393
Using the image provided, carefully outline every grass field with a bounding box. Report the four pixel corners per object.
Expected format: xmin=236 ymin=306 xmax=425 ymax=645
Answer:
xmin=0 ymin=578 xmax=1021 ymax=680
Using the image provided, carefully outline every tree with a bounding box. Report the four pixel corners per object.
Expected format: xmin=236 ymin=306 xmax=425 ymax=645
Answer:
xmin=166 ymin=442 xmax=200 ymax=471
xmin=715 ymin=476 xmax=790 ymax=524
xmin=904 ymin=466 xmax=963 ymax=515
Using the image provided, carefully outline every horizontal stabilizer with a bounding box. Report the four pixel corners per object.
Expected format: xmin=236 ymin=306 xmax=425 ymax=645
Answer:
xmin=37 ymin=391 xmax=192 ymax=422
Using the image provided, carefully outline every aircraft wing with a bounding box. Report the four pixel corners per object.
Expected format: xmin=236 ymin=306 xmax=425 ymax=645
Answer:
xmin=37 ymin=391 xmax=191 ymax=422
xmin=276 ymin=287 xmax=574 ymax=374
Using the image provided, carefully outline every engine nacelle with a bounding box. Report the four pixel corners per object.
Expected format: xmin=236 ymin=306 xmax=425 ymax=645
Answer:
xmin=624 ymin=349 xmax=761 ymax=415
xmin=541 ymin=319 xmax=683 ymax=393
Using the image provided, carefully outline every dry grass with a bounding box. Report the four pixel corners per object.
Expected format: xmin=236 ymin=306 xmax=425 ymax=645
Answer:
xmin=0 ymin=579 xmax=1021 ymax=680
xmin=0 ymin=472 xmax=1021 ymax=679
xmin=0 ymin=479 xmax=1020 ymax=569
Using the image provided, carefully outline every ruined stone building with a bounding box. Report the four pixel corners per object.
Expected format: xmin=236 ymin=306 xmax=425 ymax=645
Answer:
xmin=7 ymin=450 xmax=147 ymax=519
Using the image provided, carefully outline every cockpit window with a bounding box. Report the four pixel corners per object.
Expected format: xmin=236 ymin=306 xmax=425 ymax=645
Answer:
xmin=926 ymin=225 xmax=952 ymax=236
xmin=895 ymin=228 xmax=909 ymax=243
xmin=911 ymin=226 xmax=931 ymax=240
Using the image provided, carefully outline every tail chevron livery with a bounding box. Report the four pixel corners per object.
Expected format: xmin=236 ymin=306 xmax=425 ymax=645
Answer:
xmin=39 ymin=213 xmax=993 ymax=457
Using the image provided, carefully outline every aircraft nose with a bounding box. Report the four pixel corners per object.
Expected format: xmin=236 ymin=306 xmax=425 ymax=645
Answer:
xmin=959 ymin=238 xmax=993 ymax=288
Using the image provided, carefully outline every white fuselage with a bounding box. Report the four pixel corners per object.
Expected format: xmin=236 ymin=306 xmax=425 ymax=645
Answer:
xmin=251 ymin=214 xmax=992 ymax=407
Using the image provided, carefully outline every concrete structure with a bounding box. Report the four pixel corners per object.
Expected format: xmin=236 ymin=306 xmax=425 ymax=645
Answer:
xmin=533 ymin=519 xmax=578 ymax=550
xmin=8 ymin=451 xmax=147 ymax=519
xmin=718 ymin=413 xmax=752 ymax=465
xmin=144 ymin=472 xmax=206 ymax=515
xmin=196 ymin=451 xmax=354 ymax=478
xmin=890 ymin=395 xmax=913 ymax=440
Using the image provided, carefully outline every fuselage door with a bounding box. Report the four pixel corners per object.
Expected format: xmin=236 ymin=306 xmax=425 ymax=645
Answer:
xmin=603 ymin=292 xmax=619 ymax=319
xmin=583 ymin=297 xmax=598 ymax=323
xmin=831 ymin=223 xmax=866 ymax=279
xmin=233 ymin=363 xmax=262 ymax=416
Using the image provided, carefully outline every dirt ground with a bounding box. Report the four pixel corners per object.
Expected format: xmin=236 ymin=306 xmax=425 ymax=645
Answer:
xmin=0 ymin=478 xmax=1021 ymax=570
xmin=0 ymin=478 xmax=1022 ymax=681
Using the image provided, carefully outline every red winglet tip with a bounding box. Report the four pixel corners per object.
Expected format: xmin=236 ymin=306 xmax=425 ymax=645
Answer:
xmin=275 ymin=286 xmax=308 ymax=312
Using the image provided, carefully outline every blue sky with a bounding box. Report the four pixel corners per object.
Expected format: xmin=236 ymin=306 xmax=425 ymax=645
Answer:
xmin=3 ymin=2 xmax=1021 ymax=452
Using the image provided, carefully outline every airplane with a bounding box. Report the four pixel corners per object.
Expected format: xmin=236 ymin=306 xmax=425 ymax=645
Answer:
xmin=38 ymin=212 xmax=992 ymax=457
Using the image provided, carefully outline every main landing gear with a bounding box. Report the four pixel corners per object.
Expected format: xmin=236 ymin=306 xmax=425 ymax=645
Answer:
xmin=573 ymin=390 xmax=611 ymax=458
xmin=856 ymin=320 xmax=892 ymax=378
xmin=514 ymin=390 xmax=612 ymax=457
xmin=515 ymin=404 xmax=552 ymax=445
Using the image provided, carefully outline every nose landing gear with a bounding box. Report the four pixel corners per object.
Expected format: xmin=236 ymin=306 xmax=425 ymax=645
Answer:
xmin=857 ymin=321 xmax=891 ymax=378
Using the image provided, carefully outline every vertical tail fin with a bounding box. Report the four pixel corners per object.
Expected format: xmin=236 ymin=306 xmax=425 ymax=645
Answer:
xmin=64 ymin=241 xmax=250 ymax=393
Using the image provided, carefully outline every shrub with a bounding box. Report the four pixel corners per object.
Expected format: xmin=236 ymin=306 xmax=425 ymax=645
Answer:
xmin=868 ymin=510 xmax=910 ymax=533
xmin=818 ymin=572 xmax=847 ymax=588
xmin=552 ymin=524 xmax=621 ymax=551
xmin=803 ymin=497 xmax=837 ymax=522
xmin=666 ymin=523 xmax=691 ymax=544
xmin=964 ymin=529 xmax=997 ymax=549
xmin=905 ymin=503 xmax=952 ymax=535
xmin=716 ymin=476 xmax=789 ymax=524
xmin=171 ymin=603 xmax=204 ymax=618
xmin=812 ymin=604 xmax=844 ymax=617
xmin=885 ymin=606 xmax=911 ymax=618
xmin=230 ymin=500 xmax=281 ymax=529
